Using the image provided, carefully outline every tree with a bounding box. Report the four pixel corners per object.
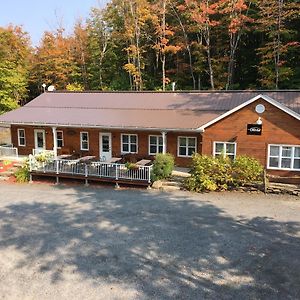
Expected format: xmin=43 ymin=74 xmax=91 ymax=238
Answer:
xmin=30 ymin=28 xmax=77 ymax=91
xmin=0 ymin=26 xmax=31 ymax=113
xmin=218 ymin=0 xmax=253 ymax=89
xmin=257 ymin=0 xmax=300 ymax=89
xmin=152 ymin=0 xmax=181 ymax=90
xmin=72 ymin=20 xmax=89 ymax=89
xmin=183 ymin=0 xmax=222 ymax=90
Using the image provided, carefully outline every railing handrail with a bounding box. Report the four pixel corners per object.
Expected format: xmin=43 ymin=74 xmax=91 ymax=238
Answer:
xmin=31 ymin=159 xmax=152 ymax=183
xmin=0 ymin=145 xmax=18 ymax=158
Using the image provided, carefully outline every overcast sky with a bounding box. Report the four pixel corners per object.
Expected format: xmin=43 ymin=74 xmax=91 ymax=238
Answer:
xmin=0 ymin=0 xmax=107 ymax=46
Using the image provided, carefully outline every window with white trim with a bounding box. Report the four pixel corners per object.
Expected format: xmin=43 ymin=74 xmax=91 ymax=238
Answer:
xmin=178 ymin=137 xmax=197 ymax=157
xmin=268 ymin=145 xmax=300 ymax=170
xmin=80 ymin=132 xmax=89 ymax=151
xmin=214 ymin=142 xmax=236 ymax=160
xmin=17 ymin=129 xmax=26 ymax=146
xmin=121 ymin=134 xmax=138 ymax=153
xmin=149 ymin=135 xmax=163 ymax=155
xmin=57 ymin=131 xmax=64 ymax=148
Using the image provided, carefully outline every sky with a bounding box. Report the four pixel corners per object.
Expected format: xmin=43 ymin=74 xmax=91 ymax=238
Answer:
xmin=0 ymin=0 xmax=107 ymax=46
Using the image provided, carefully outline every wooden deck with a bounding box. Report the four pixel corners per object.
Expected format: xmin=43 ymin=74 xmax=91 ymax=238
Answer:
xmin=30 ymin=159 xmax=152 ymax=187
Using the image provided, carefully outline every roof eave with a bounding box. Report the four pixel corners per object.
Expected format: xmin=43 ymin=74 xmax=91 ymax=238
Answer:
xmin=0 ymin=121 xmax=200 ymax=133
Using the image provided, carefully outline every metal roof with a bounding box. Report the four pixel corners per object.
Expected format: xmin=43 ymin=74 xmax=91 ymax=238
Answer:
xmin=0 ymin=91 xmax=300 ymax=131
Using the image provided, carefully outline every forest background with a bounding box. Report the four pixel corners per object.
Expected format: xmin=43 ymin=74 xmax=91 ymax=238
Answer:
xmin=0 ymin=0 xmax=299 ymax=114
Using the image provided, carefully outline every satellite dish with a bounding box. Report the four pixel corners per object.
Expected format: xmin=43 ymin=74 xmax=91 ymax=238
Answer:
xmin=47 ymin=85 xmax=56 ymax=92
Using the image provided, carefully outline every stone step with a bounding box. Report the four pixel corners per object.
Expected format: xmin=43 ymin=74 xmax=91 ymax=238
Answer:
xmin=161 ymin=180 xmax=182 ymax=187
xmin=161 ymin=185 xmax=182 ymax=192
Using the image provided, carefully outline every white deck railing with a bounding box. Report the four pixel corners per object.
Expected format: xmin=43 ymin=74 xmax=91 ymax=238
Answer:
xmin=30 ymin=159 xmax=152 ymax=184
xmin=0 ymin=145 xmax=18 ymax=158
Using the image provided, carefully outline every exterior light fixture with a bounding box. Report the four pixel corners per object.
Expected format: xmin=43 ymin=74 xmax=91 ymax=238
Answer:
xmin=256 ymin=117 xmax=262 ymax=125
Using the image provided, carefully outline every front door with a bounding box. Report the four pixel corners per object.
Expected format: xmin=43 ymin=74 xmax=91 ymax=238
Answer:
xmin=100 ymin=133 xmax=112 ymax=161
xmin=34 ymin=130 xmax=46 ymax=151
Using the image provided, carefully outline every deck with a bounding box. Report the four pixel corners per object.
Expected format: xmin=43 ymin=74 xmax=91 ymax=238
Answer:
xmin=30 ymin=159 xmax=152 ymax=187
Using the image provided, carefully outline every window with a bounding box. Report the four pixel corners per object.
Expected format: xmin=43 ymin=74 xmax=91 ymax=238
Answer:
xmin=178 ymin=137 xmax=197 ymax=157
xmin=268 ymin=144 xmax=300 ymax=170
xmin=80 ymin=132 xmax=89 ymax=151
xmin=213 ymin=142 xmax=236 ymax=160
xmin=149 ymin=135 xmax=163 ymax=155
xmin=17 ymin=129 xmax=26 ymax=146
xmin=57 ymin=131 xmax=64 ymax=148
xmin=121 ymin=134 xmax=138 ymax=153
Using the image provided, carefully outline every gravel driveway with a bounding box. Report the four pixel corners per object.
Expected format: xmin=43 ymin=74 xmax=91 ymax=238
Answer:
xmin=0 ymin=183 xmax=300 ymax=299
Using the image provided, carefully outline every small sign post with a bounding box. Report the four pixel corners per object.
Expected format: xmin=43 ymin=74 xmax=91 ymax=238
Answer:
xmin=247 ymin=124 xmax=262 ymax=135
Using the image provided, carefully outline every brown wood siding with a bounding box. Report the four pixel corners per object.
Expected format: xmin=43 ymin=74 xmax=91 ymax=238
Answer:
xmin=202 ymin=99 xmax=300 ymax=175
xmin=11 ymin=125 xmax=201 ymax=167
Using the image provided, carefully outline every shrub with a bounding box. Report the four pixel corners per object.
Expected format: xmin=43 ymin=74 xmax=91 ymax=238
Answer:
xmin=185 ymin=153 xmax=263 ymax=192
xmin=125 ymin=162 xmax=138 ymax=170
xmin=14 ymin=165 xmax=30 ymax=183
xmin=35 ymin=151 xmax=54 ymax=162
xmin=151 ymin=153 xmax=174 ymax=181
xmin=232 ymin=155 xmax=263 ymax=186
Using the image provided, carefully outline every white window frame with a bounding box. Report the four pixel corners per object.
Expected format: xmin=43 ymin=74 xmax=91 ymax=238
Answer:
xmin=80 ymin=132 xmax=89 ymax=151
xmin=149 ymin=135 xmax=163 ymax=155
xmin=267 ymin=144 xmax=300 ymax=171
xmin=56 ymin=130 xmax=64 ymax=149
xmin=121 ymin=134 xmax=138 ymax=154
xmin=213 ymin=141 xmax=237 ymax=159
xmin=17 ymin=129 xmax=26 ymax=147
xmin=177 ymin=136 xmax=197 ymax=157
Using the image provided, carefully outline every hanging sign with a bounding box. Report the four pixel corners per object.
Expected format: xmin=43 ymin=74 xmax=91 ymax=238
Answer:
xmin=247 ymin=124 xmax=262 ymax=135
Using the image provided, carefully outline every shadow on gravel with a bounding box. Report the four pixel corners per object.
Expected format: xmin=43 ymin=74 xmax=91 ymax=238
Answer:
xmin=0 ymin=187 xmax=299 ymax=299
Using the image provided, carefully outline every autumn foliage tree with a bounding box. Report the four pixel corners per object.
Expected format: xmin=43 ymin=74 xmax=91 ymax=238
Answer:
xmin=0 ymin=26 xmax=30 ymax=113
xmin=1 ymin=0 xmax=300 ymax=111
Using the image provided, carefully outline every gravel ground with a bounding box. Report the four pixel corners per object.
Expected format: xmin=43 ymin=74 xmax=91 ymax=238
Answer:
xmin=0 ymin=183 xmax=300 ymax=300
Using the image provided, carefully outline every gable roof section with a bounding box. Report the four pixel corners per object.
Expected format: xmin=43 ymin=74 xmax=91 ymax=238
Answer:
xmin=197 ymin=94 xmax=300 ymax=131
xmin=0 ymin=91 xmax=300 ymax=131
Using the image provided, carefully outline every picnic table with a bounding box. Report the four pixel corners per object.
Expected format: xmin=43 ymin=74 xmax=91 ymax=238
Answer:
xmin=57 ymin=154 xmax=73 ymax=160
xmin=106 ymin=157 xmax=122 ymax=164
xmin=136 ymin=159 xmax=152 ymax=166
xmin=77 ymin=156 xmax=96 ymax=163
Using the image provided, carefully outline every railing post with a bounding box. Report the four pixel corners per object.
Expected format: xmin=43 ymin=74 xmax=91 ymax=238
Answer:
xmin=115 ymin=164 xmax=118 ymax=180
xmin=115 ymin=164 xmax=119 ymax=189
xmin=148 ymin=166 xmax=152 ymax=183
xmin=29 ymin=154 xmax=33 ymax=183
xmin=56 ymin=160 xmax=59 ymax=175
xmin=84 ymin=163 xmax=89 ymax=186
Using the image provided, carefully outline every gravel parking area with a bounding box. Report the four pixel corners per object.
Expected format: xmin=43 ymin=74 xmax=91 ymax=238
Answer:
xmin=0 ymin=183 xmax=300 ymax=299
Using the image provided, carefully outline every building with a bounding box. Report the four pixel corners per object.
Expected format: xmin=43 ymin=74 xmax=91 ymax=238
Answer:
xmin=0 ymin=90 xmax=300 ymax=177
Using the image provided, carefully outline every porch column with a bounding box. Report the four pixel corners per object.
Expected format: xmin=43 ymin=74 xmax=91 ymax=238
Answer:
xmin=52 ymin=127 xmax=58 ymax=159
xmin=161 ymin=131 xmax=167 ymax=154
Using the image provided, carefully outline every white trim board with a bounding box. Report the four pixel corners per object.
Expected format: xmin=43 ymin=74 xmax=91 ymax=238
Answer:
xmin=197 ymin=94 xmax=300 ymax=132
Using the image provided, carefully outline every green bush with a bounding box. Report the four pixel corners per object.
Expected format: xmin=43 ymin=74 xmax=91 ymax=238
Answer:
xmin=185 ymin=153 xmax=263 ymax=192
xmin=14 ymin=165 xmax=30 ymax=183
xmin=151 ymin=153 xmax=174 ymax=181
xmin=232 ymin=155 xmax=263 ymax=186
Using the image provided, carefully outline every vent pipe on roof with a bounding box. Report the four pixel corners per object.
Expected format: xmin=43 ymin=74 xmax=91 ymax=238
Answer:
xmin=172 ymin=82 xmax=176 ymax=91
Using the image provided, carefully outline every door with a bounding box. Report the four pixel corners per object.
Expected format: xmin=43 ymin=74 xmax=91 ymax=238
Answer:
xmin=34 ymin=130 xmax=46 ymax=152
xmin=100 ymin=133 xmax=112 ymax=161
